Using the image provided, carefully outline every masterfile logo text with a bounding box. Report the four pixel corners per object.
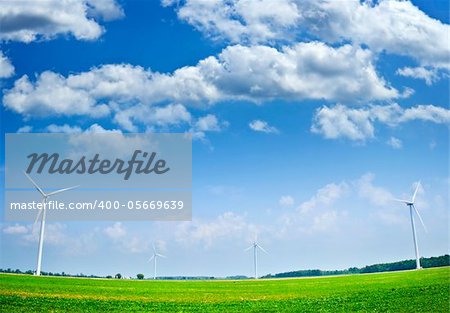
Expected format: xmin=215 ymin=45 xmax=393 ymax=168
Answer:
xmin=5 ymin=133 xmax=192 ymax=221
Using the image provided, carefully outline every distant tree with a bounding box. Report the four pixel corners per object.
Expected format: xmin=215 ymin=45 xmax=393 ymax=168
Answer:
xmin=115 ymin=273 xmax=122 ymax=279
xmin=106 ymin=275 xmax=112 ymax=279
xmin=137 ymin=273 xmax=144 ymax=280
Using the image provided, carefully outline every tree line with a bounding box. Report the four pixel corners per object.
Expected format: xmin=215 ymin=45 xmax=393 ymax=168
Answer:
xmin=261 ymin=255 xmax=450 ymax=279
xmin=1 ymin=255 xmax=448 ymax=279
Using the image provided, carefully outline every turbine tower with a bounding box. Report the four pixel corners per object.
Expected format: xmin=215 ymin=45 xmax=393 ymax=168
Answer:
xmin=394 ymin=181 xmax=427 ymax=270
xmin=245 ymin=236 xmax=267 ymax=279
xmin=149 ymin=244 xmax=166 ymax=280
xmin=24 ymin=172 xmax=78 ymax=276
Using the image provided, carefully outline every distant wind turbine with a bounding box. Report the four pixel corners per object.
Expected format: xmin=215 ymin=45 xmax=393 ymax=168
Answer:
xmin=149 ymin=244 xmax=166 ymax=280
xmin=245 ymin=235 xmax=268 ymax=279
xmin=24 ymin=172 xmax=78 ymax=276
xmin=394 ymin=181 xmax=427 ymax=269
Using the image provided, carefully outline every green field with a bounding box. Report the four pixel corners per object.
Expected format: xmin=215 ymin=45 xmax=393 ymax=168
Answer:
xmin=1 ymin=267 xmax=449 ymax=312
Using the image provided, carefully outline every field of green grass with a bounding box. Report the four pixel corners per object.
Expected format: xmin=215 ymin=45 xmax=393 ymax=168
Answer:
xmin=0 ymin=267 xmax=449 ymax=312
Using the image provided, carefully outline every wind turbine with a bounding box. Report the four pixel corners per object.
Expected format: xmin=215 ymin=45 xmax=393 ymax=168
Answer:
xmin=24 ymin=172 xmax=78 ymax=276
xmin=245 ymin=236 xmax=268 ymax=279
xmin=394 ymin=181 xmax=427 ymax=270
xmin=148 ymin=244 xmax=166 ymax=280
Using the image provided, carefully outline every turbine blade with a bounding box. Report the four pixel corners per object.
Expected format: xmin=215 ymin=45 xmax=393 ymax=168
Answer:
xmin=24 ymin=172 xmax=46 ymax=197
xmin=148 ymin=255 xmax=155 ymax=262
xmin=393 ymin=198 xmax=410 ymax=204
xmin=46 ymin=185 xmax=79 ymax=196
xmin=156 ymin=253 xmax=166 ymax=258
xmin=411 ymin=181 xmax=421 ymax=203
xmin=244 ymin=245 xmax=253 ymax=251
xmin=257 ymin=244 xmax=268 ymax=254
xmin=413 ymin=205 xmax=427 ymax=233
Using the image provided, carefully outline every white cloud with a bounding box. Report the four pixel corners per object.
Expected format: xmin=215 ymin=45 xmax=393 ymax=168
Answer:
xmin=311 ymin=210 xmax=338 ymax=232
xmin=114 ymin=103 xmax=192 ymax=132
xmin=3 ymin=71 xmax=111 ymax=117
xmin=3 ymin=43 xmax=398 ymax=124
xmin=102 ymin=222 xmax=151 ymax=254
xmin=171 ymin=0 xmax=301 ymax=44
xmin=175 ymin=212 xmax=257 ymax=248
xmin=249 ymin=120 xmax=278 ymax=133
xmin=194 ymin=114 xmax=223 ymax=132
xmin=306 ymin=0 xmax=450 ymax=70
xmin=0 ymin=0 xmax=123 ymax=43
xmin=311 ymin=104 xmax=376 ymax=141
xmin=278 ymin=173 xmax=424 ymax=236
xmin=298 ymin=182 xmax=349 ymax=214
xmin=279 ymin=195 xmax=294 ymax=208
xmin=168 ymin=0 xmax=450 ymax=69
xmin=189 ymin=114 xmax=228 ymax=140
xmin=312 ymin=103 xmax=450 ymax=141
xmin=17 ymin=125 xmax=32 ymax=133
xmin=46 ymin=124 xmax=83 ymax=134
xmin=400 ymin=105 xmax=450 ymax=124
xmin=277 ymin=180 xmax=350 ymax=237
xmin=208 ymin=43 xmax=397 ymax=102
xmin=0 ymin=51 xmax=14 ymax=78
xmin=86 ymin=0 xmax=124 ymax=21
xmin=3 ymin=224 xmax=28 ymax=235
xmin=355 ymin=173 xmax=394 ymax=208
xmin=396 ymin=67 xmax=439 ymax=85
xmin=104 ymin=222 xmax=126 ymax=239
xmin=387 ymin=137 xmax=402 ymax=149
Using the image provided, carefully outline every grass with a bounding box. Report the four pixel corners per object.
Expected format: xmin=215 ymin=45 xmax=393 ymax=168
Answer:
xmin=0 ymin=267 xmax=449 ymax=312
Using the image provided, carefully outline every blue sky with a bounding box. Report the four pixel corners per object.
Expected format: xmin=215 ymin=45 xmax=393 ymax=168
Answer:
xmin=0 ymin=0 xmax=449 ymax=278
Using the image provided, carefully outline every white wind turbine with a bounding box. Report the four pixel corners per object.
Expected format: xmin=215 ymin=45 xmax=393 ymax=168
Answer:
xmin=24 ymin=172 xmax=78 ymax=276
xmin=245 ymin=235 xmax=268 ymax=279
xmin=394 ymin=181 xmax=427 ymax=270
xmin=148 ymin=244 xmax=166 ymax=280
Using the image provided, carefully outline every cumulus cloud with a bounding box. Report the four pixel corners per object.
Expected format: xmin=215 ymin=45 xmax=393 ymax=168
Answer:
xmin=207 ymin=43 xmax=398 ymax=102
xmin=305 ymin=0 xmax=450 ymax=70
xmin=189 ymin=114 xmax=228 ymax=140
xmin=46 ymin=124 xmax=83 ymax=134
xmin=249 ymin=120 xmax=278 ymax=133
xmin=355 ymin=173 xmax=394 ymax=207
xmin=3 ymin=224 xmax=28 ymax=235
xmin=311 ymin=104 xmax=376 ymax=141
xmin=396 ymin=67 xmax=439 ymax=85
xmin=278 ymin=180 xmax=350 ymax=236
xmin=278 ymin=173 xmax=426 ymax=235
xmin=104 ymin=222 xmax=126 ymax=239
xmin=167 ymin=0 xmax=449 ymax=69
xmin=312 ymin=103 xmax=450 ymax=141
xmin=279 ymin=195 xmax=294 ymax=207
xmin=175 ymin=212 xmax=258 ymax=247
xmin=0 ymin=51 xmax=14 ymax=78
xmin=387 ymin=137 xmax=402 ymax=149
xmin=400 ymin=105 xmax=450 ymax=124
xmin=3 ymin=71 xmax=111 ymax=117
xmin=3 ymin=42 xmax=398 ymax=125
xmin=298 ymin=182 xmax=349 ymax=214
xmin=17 ymin=125 xmax=32 ymax=133
xmin=0 ymin=0 xmax=123 ymax=43
xmin=114 ymin=103 xmax=192 ymax=132
xmin=168 ymin=0 xmax=301 ymax=44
